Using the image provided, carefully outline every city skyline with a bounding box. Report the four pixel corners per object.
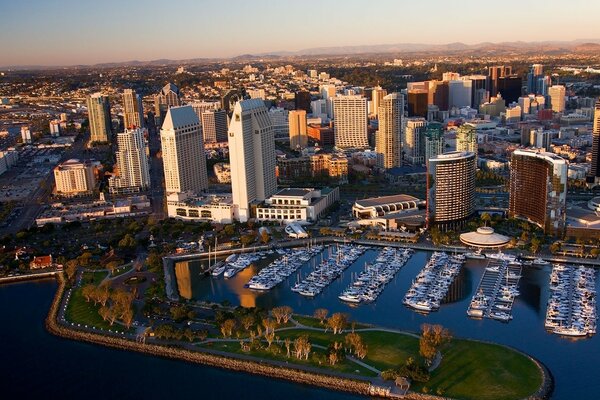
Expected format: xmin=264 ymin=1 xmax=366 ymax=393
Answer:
xmin=2 ymin=0 xmax=600 ymax=66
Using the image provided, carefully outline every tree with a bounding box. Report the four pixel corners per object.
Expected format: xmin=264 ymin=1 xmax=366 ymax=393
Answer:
xmin=530 ymin=237 xmax=541 ymax=254
xmin=220 ymin=319 xmax=236 ymax=338
xmin=271 ymin=306 xmax=293 ymax=324
xmin=284 ymin=338 xmax=292 ymax=358
xmin=224 ymin=224 xmax=236 ymax=236
xmin=262 ymin=317 xmax=277 ymax=335
xmin=122 ymin=307 xmax=134 ymax=329
xmin=240 ymin=314 xmax=255 ymax=331
xmin=106 ymin=260 xmax=120 ymax=276
xmin=345 ymin=332 xmax=368 ymax=359
xmin=293 ymin=335 xmax=311 ymax=360
xmin=327 ymin=313 xmax=348 ymax=334
xmin=260 ymin=230 xmax=270 ymax=244
xmin=118 ymin=234 xmax=137 ymax=249
xmin=65 ymin=259 xmax=78 ymax=282
xmin=314 ymin=308 xmax=328 ymax=324
xmin=81 ymin=284 xmax=97 ymax=302
xmin=240 ymin=234 xmax=256 ymax=247
xmin=419 ymin=324 xmax=452 ymax=364
xmin=481 ymin=212 xmax=492 ymax=227
xmin=549 ymin=241 xmax=562 ymax=254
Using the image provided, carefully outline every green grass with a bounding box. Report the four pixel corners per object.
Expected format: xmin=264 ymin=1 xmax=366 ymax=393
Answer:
xmin=109 ymin=264 xmax=133 ymax=278
xmin=81 ymin=270 xmax=108 ymax=285
xmin=412 ymin=340 xmax=542 ymax=400
xmin=64 ymin=287 xmax=113 ymax=330
xmin=199 ymin=341 xmax=377 ymax=377
xmin=293 ymin=314 xmax=371 ymax=329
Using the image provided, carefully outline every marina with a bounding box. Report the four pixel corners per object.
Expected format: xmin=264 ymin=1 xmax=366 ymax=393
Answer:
xmin=338 ymin=247 xmax=413 ymax=304
xmin=222 ymin=252 xmax=268 ymax=278
xmin=545 ymin=264 xmax=597 ymax=337
xmin=402 ymin=252 xmax=464 ymax=313
xmin=467 ymin=253 xmax=523 ymax=322
xmin=246 ymin=245 xmax=324 ymax=290
xmin=291 ymin=244 xmax=367 ymax=297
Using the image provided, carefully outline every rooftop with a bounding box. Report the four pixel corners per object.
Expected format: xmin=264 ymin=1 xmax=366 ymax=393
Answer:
xmin=460 ymin=227 xmax=510 ymax=248
xmin=354 ymin=194 xmax=420 ymax=208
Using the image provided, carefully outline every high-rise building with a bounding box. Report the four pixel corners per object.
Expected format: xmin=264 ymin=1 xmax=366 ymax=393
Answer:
xmin=402 ymin=118 xmax=427 ymax=165
xmin=448 ymin=79 xmax=472 ymax=109
xmin=228 ymin=99 xmax=277 ymax=222
xmin=468 ymin=75 xmax=488 ymax=108
xmin=154 ymin=83 xmax=181 ymax=125
xmin=424 ymin=122 xmax=445 ymax=167
xmin=160 ymin=106 xmax=208 ymax=194
xmin=588 ymin=100 xmax=600 ymax=183
xmin=456 ymin=123 xmax=477 ymax=155
xmin=295 ymin=91 xmax=311 ymax=113
xmin=548 ymin=85 xmax=566 ymax=113
xmin=109 ymin=128 xmax=150 ymax=193
xmin=87 ymin=93 xmax=112 ymax=143
xmin=122 ymin=89 xmax=144 ymax=129
xmin=527 ymin=64 xmax=544 ymax=94
xmin=509 ymin=149 xmax=567 ymax=235
xmin=268 ymin=107 xmax=289 ymax=138
xmin=332 ymin=95 xmax=368 ymax=149
xmin=370 ymin=86 xmax=387 ymax=117
xmin=428 ymin=151 xmax=476 ymax=231
xmin=375 ymin=93 xmax=403 ymax=169
xmin=54 ymin=159 xmax=97 ymax=196
xmin=433 ymin=81 xmax=449 ymax=111
xmin=20 ymin=126 xmax=32 ymax=144
xmin=200 ymin=110 xmax=228 ymax=143
xmin=407 ymin=89 xmax=428 ymax=117
xmin=488 ymin=65 xmax=512 ymax=97
xmin=289 ymin=110 xmax=308 ymax=150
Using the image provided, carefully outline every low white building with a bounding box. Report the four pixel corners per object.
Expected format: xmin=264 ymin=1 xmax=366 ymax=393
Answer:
xmin=213 ymin=162 xmax=231 ymax=183
xmin=166 ymin=192 xmax=234 ymax=223
xmin=255 ymin=187 xmax=339 ymax=223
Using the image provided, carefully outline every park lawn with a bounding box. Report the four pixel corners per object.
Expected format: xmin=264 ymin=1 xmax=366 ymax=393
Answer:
xmin=199 ymin=341 xmax=377 ymax=377
xmin=109 ymin=264 xmax=133 ymax=278
xmin=411 ymin=339 xmax=542 ymax=400
xmin=65 ymin=287 xmax=113 ymax=330
xmin=81 ymin=270 xmax=108 ymax=285
xmin=359 ymin=331 xmax=420 ymax=371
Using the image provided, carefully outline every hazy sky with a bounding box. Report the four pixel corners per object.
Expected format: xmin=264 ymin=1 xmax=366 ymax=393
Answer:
xmin=1 ymin=0 xmax=599 ymax=66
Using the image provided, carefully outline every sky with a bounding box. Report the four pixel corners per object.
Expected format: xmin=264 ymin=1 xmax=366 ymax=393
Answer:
xmin=1 ymin=0 xmax=599 ymax=66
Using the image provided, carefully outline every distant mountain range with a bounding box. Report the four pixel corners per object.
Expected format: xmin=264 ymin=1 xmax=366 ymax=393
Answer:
xmin=3 ymin=39 xmax=600 ymax=70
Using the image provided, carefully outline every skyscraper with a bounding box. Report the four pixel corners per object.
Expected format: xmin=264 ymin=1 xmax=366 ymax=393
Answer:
xmin=370 ymin=86 xmax=387 ymax=117
xmin=428 ymin=151 xmax=476 ymax=231
xmin=548 ymin=85 xmax=566 ymax=113
xmin=588 ymin=100 xmax=600 ymax=183
xmin=228 ymin=99 xmax=277 ymax=222
xmin=456 ymin=123 xmax=477 ymax=155
xmin=424 ymin=122 xmax=445 ymax=167
xmin=488 ymin=65 xmax=512 ymax=97
xmin=289 ymin=110 xmax=308 ymax=150
xmin=448 ymin=79 xmax=472 ymax=109
xmin=200 ymin=110 xmax=228 ymax=143
xmin=527 ymin=64 xmax=544 ymax=94
xmin=375 ymin=93 xmax=403 ymax=169
xmin=154 ymin=83 xmax=181 ymax=125
xmin=403 ymin=117 xmax=427 ymax=165
xmin=122 ymin=89 xmax=144 ymax=129
xmin=407 ymin=89 xmax=428 ymax=117
xmin=294 ymin=91 xmax=311 ymax=113
xmin=509 ymin=149 xmax=567 ymax=235
xmin=332 ymin=95 xmax=368 ymax=149
xmin=160 ymin=106 xmax=208 ymax=194
xmin=496 ymin=76 xmax=523 ymax=104
xmin=87 ymin=93 xmax=112 ymax=143
xmin=110 ymin=128 xmax=150 ymax=193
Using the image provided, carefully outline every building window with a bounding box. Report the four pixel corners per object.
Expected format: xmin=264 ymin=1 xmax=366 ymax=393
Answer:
xmin=176 ymin=208 xmax=187 ymax=217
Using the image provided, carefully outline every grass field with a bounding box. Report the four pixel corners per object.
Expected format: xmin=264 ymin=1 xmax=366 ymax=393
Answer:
xmin=81 ymin=270 xmax=108 ymax=285
xmin=293 ymin=314 xmax=371 ymax=330
xmin=64 ymin=287 xmax=113 ymax=330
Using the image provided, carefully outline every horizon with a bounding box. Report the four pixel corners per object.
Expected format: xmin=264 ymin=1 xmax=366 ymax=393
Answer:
xmin=2 ymin=0 xmax=600 ymax=67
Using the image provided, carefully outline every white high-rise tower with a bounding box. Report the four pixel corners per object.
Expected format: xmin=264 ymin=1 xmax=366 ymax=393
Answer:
xmin=375 ymin=93 xmax=403 ymax=169
xmin=110 ymin=128 xmax=150 ymax=193
xmin=160 ymin=106 xmax=208 ymax=194
xmin=332 ymin=95 xmax=368 ymax=149
xmin=228 ymin=99 xmax=276 ymax=222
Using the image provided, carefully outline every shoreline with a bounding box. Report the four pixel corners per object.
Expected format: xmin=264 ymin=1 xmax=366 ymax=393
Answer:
xmin=44 ymin=273 xmax=554 ymax=400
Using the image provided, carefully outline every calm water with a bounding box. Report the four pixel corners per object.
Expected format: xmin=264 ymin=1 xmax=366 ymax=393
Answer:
xmin=185 ymin=247 xmax=600 ymax=399
xmin=0 ymin=280 xmax=362 ymax=400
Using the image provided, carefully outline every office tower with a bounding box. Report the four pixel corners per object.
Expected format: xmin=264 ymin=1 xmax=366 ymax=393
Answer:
xmin=428 ymin=151 xmax=476 ymax=231
xmin=424 ymin=122 xmax=445 ymax=167
xmin=53 ymin=159 xmax=96 ymax=195
xmin=190 ymin=100 xmax=220 ymax=115
xmin=200 ymin=110 xmax=228 ymax=143
xmin=375 ymin=93 xmax=403 ymax=169
xmin=268 ymin=107 xmax=289 ymax=138
xmin=311 ymin=99 xmax=328 ymax=118
xmin=402 ymin=118 xmax=427 ymax=165
xmin=509 ymin=149 xmax=567 ymax=235
xmin=448 ymin=79 xmax=472 ymax=108
xmin=407 ymin=89 xmax=428 ymax=117
xmin=87 ymin=93 xmax=112 ymax=143
xmin=442 ymin=72 xmax=460 ymax=81
xmin=433 ymin=81 xmax=449 ymax=111
xmin=109 ymin=128 xmax=150 ymax=193
xmin=247 ymin=89 xmax=266 ymax=100
xmin=527 ymin=64 xmax=544 ymax=94
xmin=536 ymin=76 xmax=551 ymax=97
xmin=289 ymin=110 xmax=308 ymax=150
xmin=519 ymin=96 xmax=531 ymax=116
xmin=160 ymin=106 xmax=208 ymax=194
xmin=154 ymin=83 xmax=181 ymax=125
xmin=228 ymin=99 xmax=276 ymax=222
xmin=548 ymin=85 xmax=566 ymax=113
xmin=468 ymin=75 xmax=488 ymax=108
xmin=332 ymin=95 xmax=368 ymax=149
xmin=122 ymin=89 xmax=144 ymax=129
xmin=456 ymin=123 xmax=477 ymax=155
xmin=295 ymin=91 xmax=311 ymax=113
xmin=589 ymin=100 xmax=600 ymax=183
xmin=371 ymin=86 xmax=388 ymax=117
xmin=488 ymin=65 xmax=512 ymax=97
xmin=20 ymin=126 xmax=32 ymax=144
xmin=496 ymin=76 xmax=522 ymax=104
xmin=320 ymin=85 xmax=336 ymax=118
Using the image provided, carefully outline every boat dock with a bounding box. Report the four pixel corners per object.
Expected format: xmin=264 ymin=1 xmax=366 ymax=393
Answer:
xmin=467 ymin=254 xmax=522 ymax=322
xmin=545 ymin=264 xmax=597 ymax=337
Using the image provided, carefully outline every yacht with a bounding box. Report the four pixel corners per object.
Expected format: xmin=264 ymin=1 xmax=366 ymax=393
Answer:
xmin=465 ymin=249 xmax=486 ymax=260
xmin=211 ymin=264 xmax=227 ymax=276
xmin=223 ymin=268 xmax=238 ymax=278
xmin=532 ymin=258 xmax=550 ymax=266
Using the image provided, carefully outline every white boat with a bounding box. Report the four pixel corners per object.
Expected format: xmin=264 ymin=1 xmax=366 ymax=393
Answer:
xmin=553 ymin=326 xmax=588 ymax=337
xmin=224 ymin=268 xmax=238 ymax=278
xmin=211 ymin=264 xmax=227 ymax=276
xmin=465 ymin=250 xmax=486 ymax=260
xmin=225 ymin=254 xmax=238 ymax=263
xmin=467 ymin=309 xmax=484 ymax=318
xmin=532 ymin=258 xmax=550 ymax=266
